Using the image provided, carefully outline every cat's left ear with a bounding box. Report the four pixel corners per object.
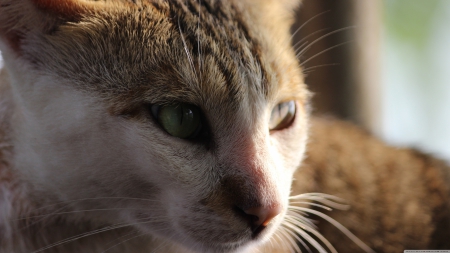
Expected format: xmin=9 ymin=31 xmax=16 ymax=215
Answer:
xmin=0 ymin=0 xmax=106 ymax=54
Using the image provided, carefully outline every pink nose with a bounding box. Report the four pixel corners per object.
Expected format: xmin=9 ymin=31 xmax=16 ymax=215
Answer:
xmin=243 ymin=205 xmax=282 ymax=232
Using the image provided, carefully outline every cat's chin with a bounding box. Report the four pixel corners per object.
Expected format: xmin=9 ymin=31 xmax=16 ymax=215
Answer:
xmin=132 ymin=211 xmax=282 ymax=253
xmin=161 ymin=235 xmax=266 ymax=253
xmin=172 ymin=209 xmax=283 ymax=253
xmin=181 ymin=230 xmax=276 ymax=253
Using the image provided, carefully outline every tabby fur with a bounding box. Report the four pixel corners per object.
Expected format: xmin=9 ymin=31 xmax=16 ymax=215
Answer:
xmin=0 ymin=0 xmax=449 ymax=253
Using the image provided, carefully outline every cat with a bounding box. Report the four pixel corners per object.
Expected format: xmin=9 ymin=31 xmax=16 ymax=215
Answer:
xmin=0 ymin=0 xmax=313 ymax=252
xmin=0 ymin=0 xmax=449 ymax=253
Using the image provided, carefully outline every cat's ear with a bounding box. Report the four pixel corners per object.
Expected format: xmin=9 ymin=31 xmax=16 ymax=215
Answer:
xmin=0 ymin=0 xmax=105 ymax=54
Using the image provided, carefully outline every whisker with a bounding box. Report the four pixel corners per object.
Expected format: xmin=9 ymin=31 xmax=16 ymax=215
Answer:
xmin=289 ymin=201 xmax=334 ymax=211
xmin=286 ymin=211 xmax=318 ymax=230
xmin=280 ymin=226 xmax=303 ymax=253
xmin=290 ymin=10 xmax=331 ymax=42
xmin=30 ymin=217 xmax=158 ymax=253
xmin=178 ymin=17 xmax=199 ymax=85
xmin=266 ymin=231 xmax=275 ymax=250
xmin=302 ymin=63 xmax=340 ymax=73
xmin=21 ymin=203 xmax=71 ymax=234
xmin=31 ymin=223 xmax=130 ymax=253
xmin=285 ymin=216 xmax=336 ymax=253
xmin=101 ymin=230 xmax=140 ymax=252
xmin=289 ymin=206 xmax=374 ymax=253
xmin=273 ymin=19 xmax=329 ymax=71
xmin=197 ymin=0 xmax=203 ymax=84
xmin=277 ymin=228 xmax=296 ymax=253
xmin=100 ymin=231 xmax=144 ymax=253
xmin=302 ymin=224 xmax=338 ymax=253
xmin=289 ymin=192 xmax=346 ymax=201
xmin=291 ymin=223 xmax=328 ymax=253
xmin=149 ymin=227 xmax=181 ymax=253
xmin=269 ymin=230 xmax=284 ymax=251
xmin=17 ymin=196 xmax=160 ymax=221
xmin=296 ymin=26 xmax=355 ymax=59
xmin=293 ymin=28 xmax=329 ymax=53
xmin=18 ymin=208 xmax=167 ymax=221
xmin=279 ymin=225 xmax=308 ymax=253
xmin=22 ymin=196 xmax=160 ymax=214
xmin=17 ymin=197 xmax=161 ymax=232
xmin=286 ymin=193 xmax=375 ymax=252
xmin=299 ymin=41 xmax=352 ymax=67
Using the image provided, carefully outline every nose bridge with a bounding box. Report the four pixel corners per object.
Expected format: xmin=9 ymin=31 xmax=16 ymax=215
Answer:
xmin=220 ymin=129 xmax=280 ymax=209
xmin=203 ymin=126 xmax=284 ymax=235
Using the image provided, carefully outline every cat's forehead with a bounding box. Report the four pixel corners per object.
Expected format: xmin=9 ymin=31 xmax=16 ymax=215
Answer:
xmin=30 ymin=0 xmax=306 ymax=112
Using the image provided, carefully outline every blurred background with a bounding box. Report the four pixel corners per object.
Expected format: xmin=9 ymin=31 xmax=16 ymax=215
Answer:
xmin=293 ymin=0 xmax=450 ymax=161
xmin=0 ymin=0 xmax=448 ymax=161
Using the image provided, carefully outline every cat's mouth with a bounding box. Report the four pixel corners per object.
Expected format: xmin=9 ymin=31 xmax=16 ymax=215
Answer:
xmin=169 ymin=204 xmax=285 ymax=253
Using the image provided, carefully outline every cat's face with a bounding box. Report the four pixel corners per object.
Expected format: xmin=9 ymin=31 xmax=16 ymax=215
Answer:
xmin=0 ymin=0 xmax=307 ymax=252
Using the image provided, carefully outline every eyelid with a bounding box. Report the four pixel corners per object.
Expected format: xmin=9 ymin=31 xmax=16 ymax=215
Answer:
xmin=269 ymin=100 xmax=296 ymax=131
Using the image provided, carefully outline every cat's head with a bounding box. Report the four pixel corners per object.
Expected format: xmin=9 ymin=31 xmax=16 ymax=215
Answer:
xmin=0 ymin=0 xmax=308 ymax=252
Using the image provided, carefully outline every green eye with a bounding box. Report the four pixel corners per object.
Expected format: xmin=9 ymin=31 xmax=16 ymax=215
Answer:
xmin=151 ymin=103 xmax=202 ymax=139
xmin=269 ymin=101 xmax=296 ymax=131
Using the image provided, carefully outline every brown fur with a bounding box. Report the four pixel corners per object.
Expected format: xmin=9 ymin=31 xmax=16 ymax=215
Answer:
xmin=1 ymin=0 xmax=450 ymax=252
xmin=292 ymin=117 xmax=450 ymax=252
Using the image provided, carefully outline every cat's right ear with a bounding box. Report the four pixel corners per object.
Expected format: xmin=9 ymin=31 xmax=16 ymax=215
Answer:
xmin=0 ymin=0 xmax=105 ymax=54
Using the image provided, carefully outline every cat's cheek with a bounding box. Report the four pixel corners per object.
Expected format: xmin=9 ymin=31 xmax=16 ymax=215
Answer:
xmin=270 ymin=104 xmax=309 ymax=173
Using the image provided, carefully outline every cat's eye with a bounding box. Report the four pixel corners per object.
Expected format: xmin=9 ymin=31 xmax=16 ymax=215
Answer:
xmin=151 ymin=103 xmax=202 ymax=139
xmin=269 ymin=101 xmax=296 ymax=131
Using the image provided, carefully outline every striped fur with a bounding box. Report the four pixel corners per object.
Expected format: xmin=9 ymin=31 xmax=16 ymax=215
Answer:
xmin=0 ymin=1 xmax=449 ymax=253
